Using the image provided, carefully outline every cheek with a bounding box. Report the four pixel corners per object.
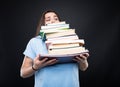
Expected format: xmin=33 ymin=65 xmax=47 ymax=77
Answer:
xmin=55 ymin=21 xmax=60 ymax=23
xmin=45 ymin=20 xmax=60 ymax=25
xmin=45 ymin=21 xmax=51 ymax=25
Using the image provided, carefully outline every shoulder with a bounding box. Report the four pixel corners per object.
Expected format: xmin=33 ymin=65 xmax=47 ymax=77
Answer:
xmin=29 ymin=36 xmax=42 ymax=42
xmin=26 ymin=36 xmax=42 ymax=45
xmin=28 ymin=35 xmax=45 ymax=46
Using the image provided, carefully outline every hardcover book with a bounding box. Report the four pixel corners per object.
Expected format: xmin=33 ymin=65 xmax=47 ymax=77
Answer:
xmin=48 ymin=46 xmax=87 ymax=55
xmin=45 ymin=29 xmax=76 ymax=39
xmin=40 ymin=50 xmax=89 ymax=63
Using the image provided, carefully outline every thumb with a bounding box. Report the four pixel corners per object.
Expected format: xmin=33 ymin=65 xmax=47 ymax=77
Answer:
xmin=36 ymin=54 xmax=40 ymax=60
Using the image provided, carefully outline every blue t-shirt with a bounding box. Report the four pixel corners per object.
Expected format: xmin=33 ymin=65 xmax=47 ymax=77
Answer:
xmin=23 ymin=36 xmax=80 ymax=87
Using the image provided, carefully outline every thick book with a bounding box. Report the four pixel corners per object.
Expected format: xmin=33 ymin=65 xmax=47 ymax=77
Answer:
xmin=45 ymin=29 xmax=76 ymax=39
xmin=46 ymin=21 xmax=66 ymax=26
xmin=45 ymin=39 xmax=85 ymax=45
xmin=40 ymin=50 xmax=89 ymax=63
xmin=40 ymin=28 xmax=69 ymax=34
xmin=45 ymin=37 xmax=84 ymax=50
xmin=48 ymin=46 xmax=87 ymax=55
xmin=41 ymin=24 xmax=69 ymax=30
xmin=47 ymin=34 xmax=79 ymax=41
xmin=48 ymin=43 xmax=80 ymax=49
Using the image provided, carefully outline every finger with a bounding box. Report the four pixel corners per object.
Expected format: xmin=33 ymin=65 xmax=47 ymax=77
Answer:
xmin=40 ymin=58 xmax=48 ymax=63
xmin=72 ymin=58 xmax=78 ymax=62
xmin=75 ymin=56 xmax=85 ymax=61
xmin=73 ymin=57 xmax=82 ymax=63
xmin=36 ymin=54 xmax=40 ymax=60
xmin=83 ymin=53 xmax=89 ymax=57
xmin=48 ymin=60 xmax=58 ymax=65
xmin=73 ymin=57 xmax=87 ymax=63
xmin=45 ymin=59 xmax=58 ymax=65
xmin=78 ymin=54 xmax=87 ymax=60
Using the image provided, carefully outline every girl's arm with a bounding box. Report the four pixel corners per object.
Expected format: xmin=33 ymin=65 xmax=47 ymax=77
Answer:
xmin=20 ymin=56 xmax=36 ymax=78
xmin=20 ymin=54 xmax=58 ymax=78
xmin=73 ymin=53 xmax=89 ymax=71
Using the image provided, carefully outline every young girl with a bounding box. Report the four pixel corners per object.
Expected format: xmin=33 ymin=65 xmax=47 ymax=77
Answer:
xmin=20 ymin=9 xmax=89 ymax=87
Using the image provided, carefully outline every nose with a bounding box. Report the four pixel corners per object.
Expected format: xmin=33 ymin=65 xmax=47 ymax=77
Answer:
xmin=51 ymin=20 xmax=55 ymax=23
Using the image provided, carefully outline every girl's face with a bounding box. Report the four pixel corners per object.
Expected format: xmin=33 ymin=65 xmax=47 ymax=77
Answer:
xmin=45 ymin=12 xmax=60 ymax=25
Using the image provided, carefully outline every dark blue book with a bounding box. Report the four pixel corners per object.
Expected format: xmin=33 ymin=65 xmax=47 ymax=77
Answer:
xmin=40 ymin=50 xmax=89 ymax=63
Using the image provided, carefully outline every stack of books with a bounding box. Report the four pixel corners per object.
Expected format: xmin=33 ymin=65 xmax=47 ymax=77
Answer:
xmin=39 ymin=21 xmax=89 ymax=63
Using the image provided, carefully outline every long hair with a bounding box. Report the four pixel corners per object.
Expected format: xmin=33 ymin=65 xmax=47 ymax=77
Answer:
xmin=35 ymin=10 xmax=61 ymax=36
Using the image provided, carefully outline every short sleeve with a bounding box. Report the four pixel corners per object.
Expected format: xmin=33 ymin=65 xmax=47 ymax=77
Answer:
xmin=23 ymin=39 xmax=36 ymax=59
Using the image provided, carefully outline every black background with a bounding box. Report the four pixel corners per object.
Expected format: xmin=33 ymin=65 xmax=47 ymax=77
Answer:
xmin=0 ymin=0 xmax=120 ymax=87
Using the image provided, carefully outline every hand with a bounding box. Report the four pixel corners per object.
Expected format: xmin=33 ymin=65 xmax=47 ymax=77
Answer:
xmin=32 ymin=54 xmax=58 ymax=70
xmin=73 ymin=53 xmax=89 ymax=63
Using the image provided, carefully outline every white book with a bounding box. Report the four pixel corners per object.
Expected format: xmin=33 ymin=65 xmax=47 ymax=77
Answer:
xmin=45 ymin=29 xmax=76 ymax=39
xmin=48 ymin=43 xmax=80 ymax=49
xmin=48 ymin=46 xmax=87 ymax=55
xmin=45 ymin=39 xmax=85 ymax=45
xmin=40 ymin=28 xmax=69 ymax=34
xmin=46 ymin=21 xmax=66 ymax=26
xmin=47 ymin=35 xmax=79 ymax=41
xmin=41 ymin=24 xmax=69 ymax=30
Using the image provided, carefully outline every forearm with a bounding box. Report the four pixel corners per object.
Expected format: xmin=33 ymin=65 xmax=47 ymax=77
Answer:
xmin=20 ymin=66 xmax=36 ymax=78
xmin=78 ymin=60 xmax=88 ymax=71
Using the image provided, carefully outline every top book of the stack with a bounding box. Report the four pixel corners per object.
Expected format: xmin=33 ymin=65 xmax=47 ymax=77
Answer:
xmin=41 ymin=21 xmax=67 ymax=29
xmin=40 ymin=21 xmax=70 ymax=33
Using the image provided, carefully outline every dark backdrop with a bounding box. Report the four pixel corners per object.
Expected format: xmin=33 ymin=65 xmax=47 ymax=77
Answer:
xmin=0 ymin=0 xmax=120 ymax=87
